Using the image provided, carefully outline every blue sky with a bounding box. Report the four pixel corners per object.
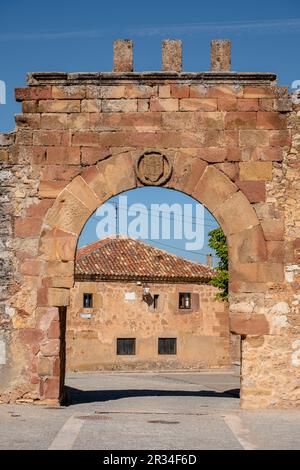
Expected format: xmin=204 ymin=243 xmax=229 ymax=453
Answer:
xmin=1 ymin=0 xmax=299 ymax=264
xmin=78 ymin=188 xmax=219 ymax=265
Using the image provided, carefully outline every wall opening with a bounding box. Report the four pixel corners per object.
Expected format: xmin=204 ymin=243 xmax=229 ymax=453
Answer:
xmin=61 ymin=186 xmax=239 ymax=405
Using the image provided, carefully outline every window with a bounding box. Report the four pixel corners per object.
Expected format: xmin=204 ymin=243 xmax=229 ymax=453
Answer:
xmin=179 ymin=292 xmax=191 ymax=309
xmin=153 ymin=294 xmax=159 ymax=309
xmin=83 ymin=293 xmax=93 ymax=308
xmin=117 ymin=338 xmax=136 ymax=355
xmin=158 ymin=338 xmax=177 ymax=355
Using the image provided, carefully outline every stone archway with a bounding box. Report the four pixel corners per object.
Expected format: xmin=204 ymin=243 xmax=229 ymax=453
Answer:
xmin=1 ymin=38 xmax=299 ymax=409
xmin=35 ymin=150 xmax=267 ymax=407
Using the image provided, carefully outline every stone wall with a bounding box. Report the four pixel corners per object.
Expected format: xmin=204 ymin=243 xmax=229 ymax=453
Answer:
xmin=0 ymin=39 xmax=299 ymax=408
xmin=66 ymin=281 xmax=230 ymax=371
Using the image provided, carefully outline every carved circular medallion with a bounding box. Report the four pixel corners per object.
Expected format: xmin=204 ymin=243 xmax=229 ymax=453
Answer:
xmin=135 ymin=151 xmax=172 ymax=186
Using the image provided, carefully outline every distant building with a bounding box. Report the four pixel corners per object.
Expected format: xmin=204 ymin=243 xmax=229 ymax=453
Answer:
xmin=66 ymin=238 xmax=232 ymax=372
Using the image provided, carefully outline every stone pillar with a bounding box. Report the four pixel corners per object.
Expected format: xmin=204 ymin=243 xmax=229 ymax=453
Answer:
xmin=211 ymin=39 xmax=231 ymax=71
xmin=162 ymin=39 xmax=182 ymax=72
xmin=113 ymin=39 xmax=134 ymax=72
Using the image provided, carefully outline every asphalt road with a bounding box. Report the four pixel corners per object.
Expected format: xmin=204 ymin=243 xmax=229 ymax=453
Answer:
xmin=0 ymin=371 xmax=299 ymax=450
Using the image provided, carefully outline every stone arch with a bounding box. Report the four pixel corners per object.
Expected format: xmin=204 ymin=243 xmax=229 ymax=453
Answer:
xmin=35 ymin=151 xmax=268 ymax=406
xmin=39 ymin=151 xmax=267 ymax=302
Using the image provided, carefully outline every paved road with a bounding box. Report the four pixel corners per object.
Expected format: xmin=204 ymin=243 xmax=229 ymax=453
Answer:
xmin=0 ymin=371 xmax=300 ymax=450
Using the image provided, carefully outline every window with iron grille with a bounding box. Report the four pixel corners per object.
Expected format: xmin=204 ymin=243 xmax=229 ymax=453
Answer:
xmin=117 ymin=338 xmax=136 ymax=355
xmin=158 ymin=338 xmax=177 ymax=355
xmin=83 ymin=293 xmax=93 ymax=308
xmin=179 ymin=292 xmax=191 ymax=309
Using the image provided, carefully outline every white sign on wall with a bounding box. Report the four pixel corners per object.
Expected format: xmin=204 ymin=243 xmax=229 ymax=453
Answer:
xmin=125 ymin=292 xmax=136 ymax=301
xmin=80 ymin=313 xmax=92 ymax=319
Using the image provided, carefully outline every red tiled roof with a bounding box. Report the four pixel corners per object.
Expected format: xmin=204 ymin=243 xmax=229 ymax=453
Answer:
xmin=75 ymin=237 xmax=215 ymax=283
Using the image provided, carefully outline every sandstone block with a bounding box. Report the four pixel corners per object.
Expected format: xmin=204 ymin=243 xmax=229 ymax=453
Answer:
xmin=44 ymin=188 xmax=91 ymax=235
xmin=102 ymin=99 xmax=137 ymax=113
xmin=180 ymin=98 xmax=217 ymax=111
xmin=210 ymin=40 xmax=231 ymax=71
xmin=47 ymin=288 xmax=70 ymax=307
xmin=81 ymin=99 xmax=102 ymax=112
xmin=15 ymin=218 xmax=42 ymax=238
xmin=236 ymin=181 xmax=266 ymax=202
xmin=52 ymin=86 xmax=85 ymax=99
xmin=243 ymin=86 xmax=275 ymax=98
xmin=81 ymin=147 xmax=110 ymax=165
xmin=15 ymin=86 xmax=52 ymax=101
xmin=217 ymin=97 xmax=237 ymax=111
xmin=171 ymin=84 xmax=189 ymax=98
xmin=26 ymin=199 xmax=53 ymax=218
xmin=269 ymin=130 xmax=291 ymax=147
xmin=46 ymin=147 xmax=80 ymax=165
xmin=214 ymin=191 xmax=259 ymax=236
xmin=137 ymin=99 xmax=149 ymax=112
xmin=192 ymin=165 xmax=237 ymax=213
xmin=47 ymin=320 xmax=60 ymax=340
xmin=22 ymin=101 xmax=39 ymax=113
xmin=0 ymin=149 xmax=9 ymax=162
xmin=250 ymin=147 xmax=283 ymax=162
xmin=114 ymin=39 xmax=133 ymax=72
xmin=33 ymin=130 xmax=62 ymax=146
xmin=67 ymin=176 xmax=101 ymax=212
xmin=274 ymin=98 xmax=292 ymax=112
xmin=239 ymin=162 xmax=272 ymax=181
xmin=162 ymin=39 xmax=182 ymax=72
xmin=208 ymin=85 xmax=242 ymax=98
xmin=237 ymin=99 xmax=258 ymax=111
xmin=171 ymin=154 xmax=207 ymax=194
xmin=44 ymin=377 xmax=60 ymax=399
xmin=239 ymin=130 xmax=269 ymax=147
xmin=37 ymin=357 xmax=53 ymax=376
xmin=150 ymin=98 xmax=178 ymax=112
xmin=267 ymin=241 xmax=285 ymax=262
xmin=15 ymin=114 xmax=40 ymax=129
xmin=67 ymin=113 xmax=90 ymax=130
xmin=189 ymin=85 xmax=208 ymax=98
xmin=19 ymin=328 xmax=44 ymax=346
xmin=125 ymin=84 xmax=157 ymax=99
xmin=40 ymin=113 xmax=68 ymax=130
xmin=228 ymin=225 xmax=267 ymax=263
xmin=259 ymin=98 xmax=274 ymax=111
xmin=225 ymin=112 xmax=256 ymax=129
xmin=39 ymin=181 xmax=66 ymax=198
xmin=159 ymin=85 xmax=171 ymax=98
xmin=72 ymin=131 xmax=98 ymax=146
xmin=258 ymin=263 xmax=284 ymax=283
xmin=257 ymin=112 xmax=287 ymax=129
xmin=86 ymin=85 xmax=125 ymax=99
xmin=19 ymin=260 xmax=43 ymax=276
xmin=230 ymin=314 xmax=269 ymax=335
xmin=39 ymin=100 xmax=80 ymax=113
xmin=39 ymin=228 xmax=77 ymax=262
xmin=261 ymin=219 xmax=285 ymax=241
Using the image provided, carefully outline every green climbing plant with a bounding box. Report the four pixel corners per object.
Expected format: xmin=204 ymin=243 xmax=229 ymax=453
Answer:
xmin=208 ymin=227 xmax=228 ymax=301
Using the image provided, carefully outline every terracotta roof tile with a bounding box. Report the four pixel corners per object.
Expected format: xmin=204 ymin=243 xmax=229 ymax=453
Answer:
xmin=76 ymin=237 xmax=215 ymax=283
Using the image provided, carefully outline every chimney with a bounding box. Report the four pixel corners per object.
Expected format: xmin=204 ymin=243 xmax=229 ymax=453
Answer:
xmin=210 ymin=39 xmax=231 ymax=72
xmin=162 ymin=39 xmax=182 ymax=72
xmin=206 ymin=253 xmax=213 ymax=267
xmin=113 ymin=39 xmax=134 ymax=72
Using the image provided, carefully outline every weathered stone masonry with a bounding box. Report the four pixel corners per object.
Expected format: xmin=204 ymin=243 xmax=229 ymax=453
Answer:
xmin=0 ymin=39 xmax=299 ymax=408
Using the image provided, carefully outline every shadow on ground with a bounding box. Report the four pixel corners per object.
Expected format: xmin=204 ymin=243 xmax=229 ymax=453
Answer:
xmin=65 ymin=387 xmax=240 ymax=405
